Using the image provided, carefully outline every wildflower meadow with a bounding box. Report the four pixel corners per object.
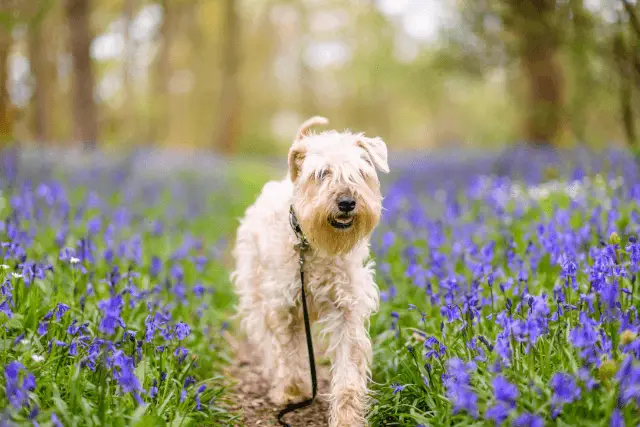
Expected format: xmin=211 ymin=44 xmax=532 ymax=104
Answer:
xmin=2 ymin=145 xmax=640 ymax=426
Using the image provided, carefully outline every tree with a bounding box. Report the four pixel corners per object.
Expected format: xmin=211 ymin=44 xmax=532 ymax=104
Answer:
xmin=502 ymin=0 xmax=566 ymax=146
xmin=450 ymin=0 xmax=568 ymax=146
xmin=28 ymin=8 xmax=56 ymax=143
xmin=0 ymin=26 xmax=13 ymax=145
xmin=121 ymin=0 xmax=136 ymax=143
xmin=214 ymin=0 xmax=241 ymax=155
xmin=64 ymin=0 xmax=98 ymax=149
xmin=149 ymin=0 xmax=174 ymax=144
xmin=616 ymin=0 xmax=640 ymax=149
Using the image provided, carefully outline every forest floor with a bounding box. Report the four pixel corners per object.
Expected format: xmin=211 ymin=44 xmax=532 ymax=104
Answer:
xmin=225 ymin=338 xmax=331 ymax=427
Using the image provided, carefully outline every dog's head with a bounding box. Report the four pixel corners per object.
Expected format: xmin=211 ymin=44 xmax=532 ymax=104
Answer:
xmin=288 ymin=116 xmax=389 ymax=255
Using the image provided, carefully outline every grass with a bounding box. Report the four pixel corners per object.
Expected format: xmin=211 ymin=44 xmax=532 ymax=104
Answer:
xmin=0 ymin=157 xmax=276 ymax=426
xmin=2 ymin=148 xmax=640 ymax=426
xmin=367 ymin=173 xmax=640 ymax=426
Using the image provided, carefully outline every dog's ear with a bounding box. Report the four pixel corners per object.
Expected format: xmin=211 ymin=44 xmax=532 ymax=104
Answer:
xmin=288 ymin=141 xmax=306 ymax=182
xmin=357 ymin=136 xmax=389 ymax=173
xmin=289 ymin=116 xmax=329 ymax=182
xmin=295 ymin=116 xmax=329 ymax=141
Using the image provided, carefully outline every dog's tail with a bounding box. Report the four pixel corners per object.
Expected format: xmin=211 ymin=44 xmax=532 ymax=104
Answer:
xmin=295 ymin=116 xmax=329 ymax=141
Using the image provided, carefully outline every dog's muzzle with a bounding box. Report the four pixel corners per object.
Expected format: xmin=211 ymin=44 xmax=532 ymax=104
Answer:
xmin=329 ymin=212 xmax=354 ymax=229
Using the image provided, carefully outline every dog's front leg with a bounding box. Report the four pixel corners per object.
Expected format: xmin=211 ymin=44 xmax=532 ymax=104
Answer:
xmin=267 ymin=307 xmax=311 ymax=405
xmin=325 ymin=308 xmax=371 ymax=427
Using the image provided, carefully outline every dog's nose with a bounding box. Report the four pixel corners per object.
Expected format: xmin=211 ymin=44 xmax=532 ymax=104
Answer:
xmin=337 ymin=196 xmax=356 ymax=213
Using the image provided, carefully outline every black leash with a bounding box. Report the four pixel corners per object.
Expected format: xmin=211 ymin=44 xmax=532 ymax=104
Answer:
xmin=276 ymin=206 xmax=318 ymax=427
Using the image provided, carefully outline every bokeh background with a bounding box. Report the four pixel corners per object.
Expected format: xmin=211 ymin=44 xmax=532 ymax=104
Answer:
xmin=1 ymin=0 xmax=639 ymax=155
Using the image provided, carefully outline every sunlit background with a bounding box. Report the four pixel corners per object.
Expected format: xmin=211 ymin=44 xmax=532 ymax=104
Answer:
xmin=1 ymin=0 xmax=639 ymax=155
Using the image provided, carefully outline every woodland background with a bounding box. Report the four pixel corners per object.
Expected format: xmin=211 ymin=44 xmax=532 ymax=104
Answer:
xmin=1 ymin=0 xmax=640 ymax=155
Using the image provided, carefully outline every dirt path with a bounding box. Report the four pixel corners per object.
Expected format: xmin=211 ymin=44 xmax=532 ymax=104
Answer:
xmin=225 ymin=338 xmax=331 ymax=427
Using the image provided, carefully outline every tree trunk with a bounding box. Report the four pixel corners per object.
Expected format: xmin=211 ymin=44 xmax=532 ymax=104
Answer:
xmin=28 ymin=18 xmax=55 ymax=143
xmin=214 ymin=0 xmax=241 ymax=155
xmin=65 ymin=0 xmax=98 ymax=149
xmin=122 ymin=0 xmax=136 ymax=143
xmin=506 ymin=0 xmax=565 ymax=146
xmin=0 ymin=28 xmax=13 ymax=145
xmin=614 ymin=25 xmax=637 ymax=148
xmin=150 ymin=0 xmax=173 ymax=144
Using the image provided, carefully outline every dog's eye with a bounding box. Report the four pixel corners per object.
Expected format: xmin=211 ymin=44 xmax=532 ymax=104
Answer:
xmin=319 ymin=169 xmax=331 ymax=180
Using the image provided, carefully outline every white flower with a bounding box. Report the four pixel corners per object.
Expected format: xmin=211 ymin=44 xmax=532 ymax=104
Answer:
xmin=11 ymin=272 xmax=22 ymax=279
xmin=0 ymin=264 xmax=8 ymax=270
xmin=70 ymin=257 xmax=80 ymax=265
xmin=31 ymin=354 xmax=45 ymax=362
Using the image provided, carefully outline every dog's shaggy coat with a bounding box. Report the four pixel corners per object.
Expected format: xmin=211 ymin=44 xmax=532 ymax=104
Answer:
xmin=231 ymin=117 xmax=388 ymax=426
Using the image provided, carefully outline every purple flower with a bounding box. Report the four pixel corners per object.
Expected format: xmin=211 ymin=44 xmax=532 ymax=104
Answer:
xmin=513 ymin=412 xmax=544 ymax=427
xmin=150 ymin=256 xmax=162 ymax=278
xmin=97 ymin=294 xmax=125 ymax=335
xmin=55 ymin=303 xmax=70 ymax=321
xmin=444 ymin=358 xmax=478 ymax=417
xmin=36 ymin=321 xmax=48 ymax=337
xmin=112 ymin=351 xmax=142 ymax=396
xmin=486 ymin=402 xmax=511 ymax=424
xmin=174 ymin=346 xmax=188 ymax=364
xmin=4 ymin=360 xmax=34 ymax=410
xmin=51 ymin=413 xmax=64 ymax=427
xmin=549 ymin=372 xmax=581 ymax=417
xmin=391 ymin=383 xmax=406 ymax=394
xmin=441 ymin=304 xmax=461 ymax=323
xmin=0 ymin=297 xmax=13 ymax=318
xmin=493 ymin=375 xmax=518 ymax=405
xmin=610 ymin=409 xmax=624 ymax=427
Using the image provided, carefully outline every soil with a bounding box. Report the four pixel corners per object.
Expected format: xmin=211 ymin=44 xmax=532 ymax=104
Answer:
xmin=225 ymin=336 xmax=331 ymax=427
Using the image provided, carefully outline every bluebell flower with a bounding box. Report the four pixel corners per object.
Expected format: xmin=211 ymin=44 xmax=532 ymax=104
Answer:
xmin=174 ymin=346 xmax=188 ymax=364
xmin=149 ymin=379 xmax=158 ymax=399
xmin=444 ymin=358 xmax=478 ymax=417
xmin=55 ymin=303 xmax=70 ymax=321
xmin=97 ymin=294 xmax=125 ymax=335
xmin=513 ymin=412 xmax=544 ymax=427
xmin=51 ymin=413 xmax=64 ymax=427
xmin=549 ymin=372 xmax=581 ymax=417
xmin=391 ymin=383 xmax=405 ymax=394
xmin=4 ymin=360 xmax=34 ymax=409
xmin=0 ymin=297 xmax=13 ymax=318
xmin=493 ymin=375 xmax=518 ymax=405
xmin=440 ymin=304 xmax=461 ymax=323
xmin=193 ymin=282 xmax=205 ymax=297
xmin=486 ymin=401 xmax=511 ymax=425
xmin=610 ymin=408 xmax=624 ymax=427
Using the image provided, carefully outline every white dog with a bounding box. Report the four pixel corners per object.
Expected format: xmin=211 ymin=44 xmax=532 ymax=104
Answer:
xmin=231 ymin=116 xmax=388 ymax=426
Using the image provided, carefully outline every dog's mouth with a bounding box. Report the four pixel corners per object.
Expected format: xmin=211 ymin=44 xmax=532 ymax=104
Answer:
xmin=329 ymin=214 xmax=354 ymax=230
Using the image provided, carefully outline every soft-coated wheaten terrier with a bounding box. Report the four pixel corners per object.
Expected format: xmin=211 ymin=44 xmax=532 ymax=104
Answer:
xmin=231 ymin=116 xmax=388 ymax=426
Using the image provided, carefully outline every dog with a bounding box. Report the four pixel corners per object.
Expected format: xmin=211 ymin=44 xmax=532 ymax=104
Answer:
xmin=231 ymin=116 xmax=388 ymax=426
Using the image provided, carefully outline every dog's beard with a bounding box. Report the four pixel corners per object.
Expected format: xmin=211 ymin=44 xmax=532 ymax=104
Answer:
xmin=295 ymin=195 xmax=380 ymax=255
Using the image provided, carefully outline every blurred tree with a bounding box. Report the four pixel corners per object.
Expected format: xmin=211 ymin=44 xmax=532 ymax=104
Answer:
xmin=214 ymin=0 xmax=241 ymax=154
xmin=121 ymin=0 xmax=136 ymax=143
xmin=150 ymin=0 xmax=174 ymax=144
xmin=28 ymin=2 xmax=56 ymax=144
xmin=0 ymin=26 xmax=13 ymax=145
xmin=502 ymin=0 xmax=566 ymax=146
xmin=616 ymin=0 xmax=640 ymax=149
xmin=65 ymin=0 xmax=98 ymax=149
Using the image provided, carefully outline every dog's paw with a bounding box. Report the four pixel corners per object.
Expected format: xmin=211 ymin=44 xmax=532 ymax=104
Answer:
xmin=330 ymin=412 xmax=365 ymax=427
xmin=329 ymin=388 xmax=366 ymax=427
xmin=268 ymin=381 xmax=309 ymax=405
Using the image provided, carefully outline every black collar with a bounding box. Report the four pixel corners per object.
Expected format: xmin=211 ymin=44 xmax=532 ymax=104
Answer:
xmin=289 ymin=205 xmax=310 ymax=253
